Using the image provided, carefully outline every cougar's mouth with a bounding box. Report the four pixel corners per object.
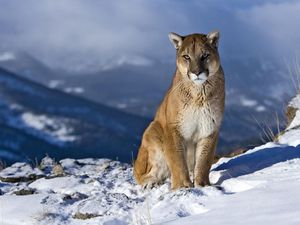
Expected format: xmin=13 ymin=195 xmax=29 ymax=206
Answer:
xmin=190 ymin=72 xmax=207 ymax=85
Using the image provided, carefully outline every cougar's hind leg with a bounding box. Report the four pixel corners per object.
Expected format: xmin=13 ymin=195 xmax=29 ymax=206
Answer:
xmin=133 ymin=121 xmax=169 ymax=188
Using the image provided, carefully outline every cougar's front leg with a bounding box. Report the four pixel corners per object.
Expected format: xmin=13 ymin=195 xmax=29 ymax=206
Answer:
xmin=194 ymin=132 xmax=218 ymax=187
xmin=164 ymin=127 xmax=192 ymax=190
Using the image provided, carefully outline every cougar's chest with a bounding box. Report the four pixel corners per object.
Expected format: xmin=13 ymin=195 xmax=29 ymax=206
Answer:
xmin=179 ymin=104 xmax=218 ymax=142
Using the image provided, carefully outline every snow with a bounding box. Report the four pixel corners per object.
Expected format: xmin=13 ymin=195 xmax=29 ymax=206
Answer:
xmin=0 ymin=52 xmax=15 ymax=61
xmin=0 ymin=194 xmax=48 ymax=225
xmin=0 ymin=95 xmax=300 ymax=225
xmin=101 ymin=55 xmax=153 ymax=71
xmin=48 ymin=80 xmax=64 ymax=89
xmin=21 ymin=112 xmax=77 ymax=142
xmin=240 ymin=96 xmax=257 ymax=107
xmin=240 ymin=96 xmax=266 ymax=112
xmin=279 ymin=127 xmax=300 ymax=147
xmin=165 ymin=179 xmax=300 ymax=225
xmin=255 ymin=105 xmax=266 ymax=112
xmin=64 ymin=87 xmax=85 ymax=94
xmin=1 ymin=142 xmax=300 ymax=224
xmin=0 ymin=162 xmax=43 ymax=179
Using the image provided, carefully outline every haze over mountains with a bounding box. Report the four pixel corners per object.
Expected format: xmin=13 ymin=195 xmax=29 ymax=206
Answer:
xmin=0 ymin=51 xmax=291 ymax=165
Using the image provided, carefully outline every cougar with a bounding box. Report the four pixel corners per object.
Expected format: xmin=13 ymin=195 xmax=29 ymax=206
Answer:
xmin=134 ymin=31 xmax=225 ymax=190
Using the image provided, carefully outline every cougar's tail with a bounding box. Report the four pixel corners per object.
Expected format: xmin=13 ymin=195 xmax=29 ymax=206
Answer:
xmin=134 ymin=121 xmax=163 ymax=185
xmin=133 ymin=145 xmax=149 ymax=185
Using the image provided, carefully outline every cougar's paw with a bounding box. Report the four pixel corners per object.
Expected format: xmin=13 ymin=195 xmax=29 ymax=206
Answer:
xmin=194 ymin=178 xmax=210 ymax=188
xmin=171 ymin=177 xmax=193 ymax=190
xmin=141 ymin=178 xmax=160 ymax=190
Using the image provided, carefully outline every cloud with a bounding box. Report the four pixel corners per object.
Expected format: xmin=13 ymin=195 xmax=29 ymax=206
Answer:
xmin=0 ymin=0 xmax=299 ymax=72
xmin=0 ymin=0 xmax=185 ymax=71
xmin=236 ymin=1 xmax=300 ymax=59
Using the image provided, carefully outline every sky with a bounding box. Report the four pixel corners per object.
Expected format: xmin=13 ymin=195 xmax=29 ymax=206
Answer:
xmin=0 ymin=0 xmax=299 ymax=72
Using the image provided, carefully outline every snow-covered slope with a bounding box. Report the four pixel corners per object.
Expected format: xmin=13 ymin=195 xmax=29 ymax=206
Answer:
xmin=0 ymin=68 xmax=148 ymax=164
xmin=0 ymin=95 xmax=299 ymax=225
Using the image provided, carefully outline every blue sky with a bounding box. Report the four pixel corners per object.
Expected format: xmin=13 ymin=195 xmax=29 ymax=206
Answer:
xmin=0 ymin=0 xmax=299 ymax=71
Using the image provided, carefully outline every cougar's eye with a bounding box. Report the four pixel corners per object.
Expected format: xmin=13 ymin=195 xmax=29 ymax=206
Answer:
xmin=201 ymin=53 xmax=210 ymax=61
xmin=183 ymin=55 xmax=190 ymax=60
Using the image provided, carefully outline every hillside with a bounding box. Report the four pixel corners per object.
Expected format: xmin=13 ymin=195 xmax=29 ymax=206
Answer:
xmin=0 ymin=68 xmax=148 ymax=164
xmin=0 ymin=93 xmax=299 ymax=224
xmin=0 ymin=52 xmax=287 ymax=155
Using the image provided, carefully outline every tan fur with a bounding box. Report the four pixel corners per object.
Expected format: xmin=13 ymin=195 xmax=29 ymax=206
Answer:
xmin=134 ymin=31 xmax=225 ymax=189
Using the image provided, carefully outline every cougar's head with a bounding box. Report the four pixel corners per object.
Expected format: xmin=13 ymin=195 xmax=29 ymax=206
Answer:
xmin=169 ymin=31 xmax=221 ymax=85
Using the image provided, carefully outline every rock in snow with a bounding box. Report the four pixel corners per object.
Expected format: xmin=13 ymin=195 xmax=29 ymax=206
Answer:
xmin=0 ymin=95 xmax=300 ymax=225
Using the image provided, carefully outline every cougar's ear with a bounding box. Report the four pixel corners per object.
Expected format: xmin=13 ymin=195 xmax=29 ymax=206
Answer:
xmin=207 ymin=30 xmax=220 ymax=48
xmin=168 ymin=32 xmax=183 ymax=50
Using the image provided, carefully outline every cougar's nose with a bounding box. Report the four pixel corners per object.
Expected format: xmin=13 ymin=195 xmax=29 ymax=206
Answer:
xmin=192 ymin=69 xmax=203 ymax=76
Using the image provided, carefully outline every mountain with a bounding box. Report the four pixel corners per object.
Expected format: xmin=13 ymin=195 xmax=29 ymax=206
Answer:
xmin=0 ymin=51 xmax=59 ymax=83
xmin=0 ymin=67 xmax=149 ymax=164
xmin=0 ymin=51 xmax=290 ymax=158
xmin=0 ymin=93 xmax=299 ymax=224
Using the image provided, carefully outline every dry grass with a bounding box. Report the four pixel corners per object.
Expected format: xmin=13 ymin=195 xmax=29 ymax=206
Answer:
xmin=252 ymin=111 xmax=284 ymax=143
xmin=131 ymin=150 xmax=135 ymax=167
xmin=31 ymin=206 xmax=51 ymax=222
xmin=0 ymin=159 xmax=6 ymax=171
xmin=253 ymin=57 xmax=300 ymax=142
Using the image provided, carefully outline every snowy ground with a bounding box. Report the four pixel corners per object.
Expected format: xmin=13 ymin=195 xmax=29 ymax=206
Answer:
xmin=0 ymin=95 xmax=300 ymax=225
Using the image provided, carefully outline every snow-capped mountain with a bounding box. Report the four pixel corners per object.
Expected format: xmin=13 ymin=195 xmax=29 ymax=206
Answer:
xmin=0 ymin=67 xmax=149 ymax=164
xmin=0 ymin=51 xmax=58 ymax=83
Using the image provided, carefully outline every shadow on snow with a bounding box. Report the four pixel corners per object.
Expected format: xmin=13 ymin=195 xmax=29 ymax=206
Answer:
xmin=213 ymin=144 xmax=300 ymax=184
